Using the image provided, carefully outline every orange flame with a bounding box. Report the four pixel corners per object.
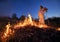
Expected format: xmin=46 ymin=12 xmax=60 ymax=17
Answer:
xmin=14 ymin=14 xmax=48 ymax=29
xmin=14 ymin=14 xmax=33 ymax=29
xmin=1 ymin=5 xmax=60 ymax=42
xmin=1 ymin=23 xmax=14 ymax=42
xmin=56 ymin=28 xmax=60 ymax=31
xmin=1 ymin=14 xmax=60 ymax=42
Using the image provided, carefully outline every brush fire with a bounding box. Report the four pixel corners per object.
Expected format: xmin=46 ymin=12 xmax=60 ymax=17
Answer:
xmin=0 ymin=5 xmax=60 ymax=42
xmin=14 ymin=5 xmax=48 ymax=29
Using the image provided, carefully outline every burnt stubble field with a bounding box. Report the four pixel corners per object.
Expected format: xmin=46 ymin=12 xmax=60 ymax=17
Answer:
xmin=7 ymin=26 xmax=60 ymax=42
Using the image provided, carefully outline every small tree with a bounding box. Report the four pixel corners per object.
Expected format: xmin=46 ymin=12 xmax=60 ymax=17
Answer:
xmin=12 ymin=13 xmax=18 ymax=20
xmin=19 ymin=15 xmax=25 ymax=21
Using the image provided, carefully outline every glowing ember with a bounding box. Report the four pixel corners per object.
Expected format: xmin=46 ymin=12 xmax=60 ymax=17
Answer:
xmin=39 ymin=24 xmax=44 ymax=28
xmin=56 ymin=28 xmax=60 ymax=31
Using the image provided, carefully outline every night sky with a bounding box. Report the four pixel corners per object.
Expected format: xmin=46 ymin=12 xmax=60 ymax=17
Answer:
xmin=0 ymin=0 xmax=60 ymax=18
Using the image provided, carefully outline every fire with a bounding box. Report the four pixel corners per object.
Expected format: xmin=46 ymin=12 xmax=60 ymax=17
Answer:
xmin=1 ymin=22 xmax=14 ymax=42
xmin=14 ymin=14 xmax=33 ymax=29
xmin=28 ymin=14 xmax=33 ymax=24
xmin=1 ymin=5 xmax=60 ymax=42
xmin=13 ymin=5 xmax=48 ymax=29
xmin=56 ymin=28 xmax=60 ymax=31
xmin=2 ymin=23 xmax=10 ymax=38
xmin=14 ymin=14 xmax=49 ymax=29
xmin=1 ymin=5 xmax=49 ymax=41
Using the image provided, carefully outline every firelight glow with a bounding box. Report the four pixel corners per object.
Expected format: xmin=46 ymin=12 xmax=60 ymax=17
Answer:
xmin=14 ymin=14 xmax=48 ymax=29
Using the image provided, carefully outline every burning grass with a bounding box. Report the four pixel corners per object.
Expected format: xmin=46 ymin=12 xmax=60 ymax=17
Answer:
xmin=0 ymin=5 xmax=60 ymax=42
xmin=2 ymin=26 xmax=60 ymax=42
xmin=0 ymin=14 xmax=60 ymax=42
xmin=0 ymin=24 xmax=60 ymax=42
xmin=13 ymin=14 xmax=49 ymax=29
xmin=1 ymin=15 xmax=60 ymax=42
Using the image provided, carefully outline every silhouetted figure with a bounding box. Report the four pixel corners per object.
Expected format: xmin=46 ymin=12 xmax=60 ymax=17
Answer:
xmin=38 ymin=5 xmax=48 ymax=24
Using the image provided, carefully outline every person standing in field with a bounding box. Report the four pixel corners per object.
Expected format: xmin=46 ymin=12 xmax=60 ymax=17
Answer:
xmin=38 ymin=5 xmax=48 ymax=24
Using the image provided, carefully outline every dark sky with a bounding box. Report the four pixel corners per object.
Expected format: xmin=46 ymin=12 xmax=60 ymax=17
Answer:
xmin=0 ymin=0 xmax=60 ymax=18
